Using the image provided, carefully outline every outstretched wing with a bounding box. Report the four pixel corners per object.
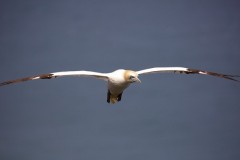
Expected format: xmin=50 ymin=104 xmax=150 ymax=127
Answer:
xmin=137 ymin=67 xmax=240 ymax=82
xmin=0 ymin=71 xmax=109 ymax=87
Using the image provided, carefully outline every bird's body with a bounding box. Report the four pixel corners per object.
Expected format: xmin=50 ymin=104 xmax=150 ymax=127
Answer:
xmin=0 ymin=67 xmax=239 ymax=104
xmin=107 ymin=70 xmax=128 ymax=103
xmin=107 ymin=69 xmax=140 ymax=103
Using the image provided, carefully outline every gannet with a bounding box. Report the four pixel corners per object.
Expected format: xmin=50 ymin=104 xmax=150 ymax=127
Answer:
xmin=0 ymin=67 xmax=239 ymax=104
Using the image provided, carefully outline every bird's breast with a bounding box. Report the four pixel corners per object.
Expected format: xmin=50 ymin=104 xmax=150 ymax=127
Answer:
xmin=107 ymin=80 xmax=130 ymax=95
xmin=107 ymin=69 xmax=130 ymax=95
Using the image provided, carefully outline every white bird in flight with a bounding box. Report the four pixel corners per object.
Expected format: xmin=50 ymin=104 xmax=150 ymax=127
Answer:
xmin=0 ymin=67 xmax=239 ymax=104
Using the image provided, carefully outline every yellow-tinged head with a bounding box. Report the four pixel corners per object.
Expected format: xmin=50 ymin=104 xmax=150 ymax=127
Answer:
xmin=124 ymin=70 xmax=141 ymax=83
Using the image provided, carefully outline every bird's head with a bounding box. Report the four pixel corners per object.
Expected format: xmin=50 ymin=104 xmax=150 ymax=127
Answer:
xmin=124 ymin=70 xmax=141 ymax=83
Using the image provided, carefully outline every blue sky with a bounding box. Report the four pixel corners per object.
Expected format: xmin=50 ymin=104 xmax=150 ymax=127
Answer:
xmin=0 ymin=0 xmax=240 ymax=159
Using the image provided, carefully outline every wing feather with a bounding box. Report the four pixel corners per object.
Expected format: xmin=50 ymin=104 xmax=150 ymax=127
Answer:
xmin=0 ymin=71 xmax=109 ymax=87
xmin=137 ymin=67 xmax=240 ymax=82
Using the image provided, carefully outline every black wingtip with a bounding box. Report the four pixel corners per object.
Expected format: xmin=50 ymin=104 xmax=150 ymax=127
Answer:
xmin=0 ymin=73 xmax=55 ymax=87
xmin=187 ymin=68 xmax=240 ymax=82
xmin=0 ymin=77 xmax=34 ymax=87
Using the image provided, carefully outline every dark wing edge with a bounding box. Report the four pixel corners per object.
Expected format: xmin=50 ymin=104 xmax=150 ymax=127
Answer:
xmin=185 ymin=68 xmax=240 ymax=82
xmin=0 ymin=73 xmax=55 ymax=87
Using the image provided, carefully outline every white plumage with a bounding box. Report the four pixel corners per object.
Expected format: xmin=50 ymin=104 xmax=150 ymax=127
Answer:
xmin=0 ymin=67 xmax=239 ymax=104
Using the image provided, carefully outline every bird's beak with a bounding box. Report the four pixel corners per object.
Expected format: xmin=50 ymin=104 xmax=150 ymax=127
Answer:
xmin=134 ymin=77 xmax=141 ymax=83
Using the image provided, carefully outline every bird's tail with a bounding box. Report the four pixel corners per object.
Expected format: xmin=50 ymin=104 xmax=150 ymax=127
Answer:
xmin=107 ymin=90 xmax=122 ymax=104
xmin=110 ymin=95 xmax=118 ymax=104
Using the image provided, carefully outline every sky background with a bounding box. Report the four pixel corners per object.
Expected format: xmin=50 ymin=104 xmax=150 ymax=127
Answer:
xmin=0 ymin=0 xmax=240 ymax=160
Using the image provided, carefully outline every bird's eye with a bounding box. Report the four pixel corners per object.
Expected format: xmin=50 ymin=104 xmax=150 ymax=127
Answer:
xmin=129 ymin=75 xmax=135 ymax=79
